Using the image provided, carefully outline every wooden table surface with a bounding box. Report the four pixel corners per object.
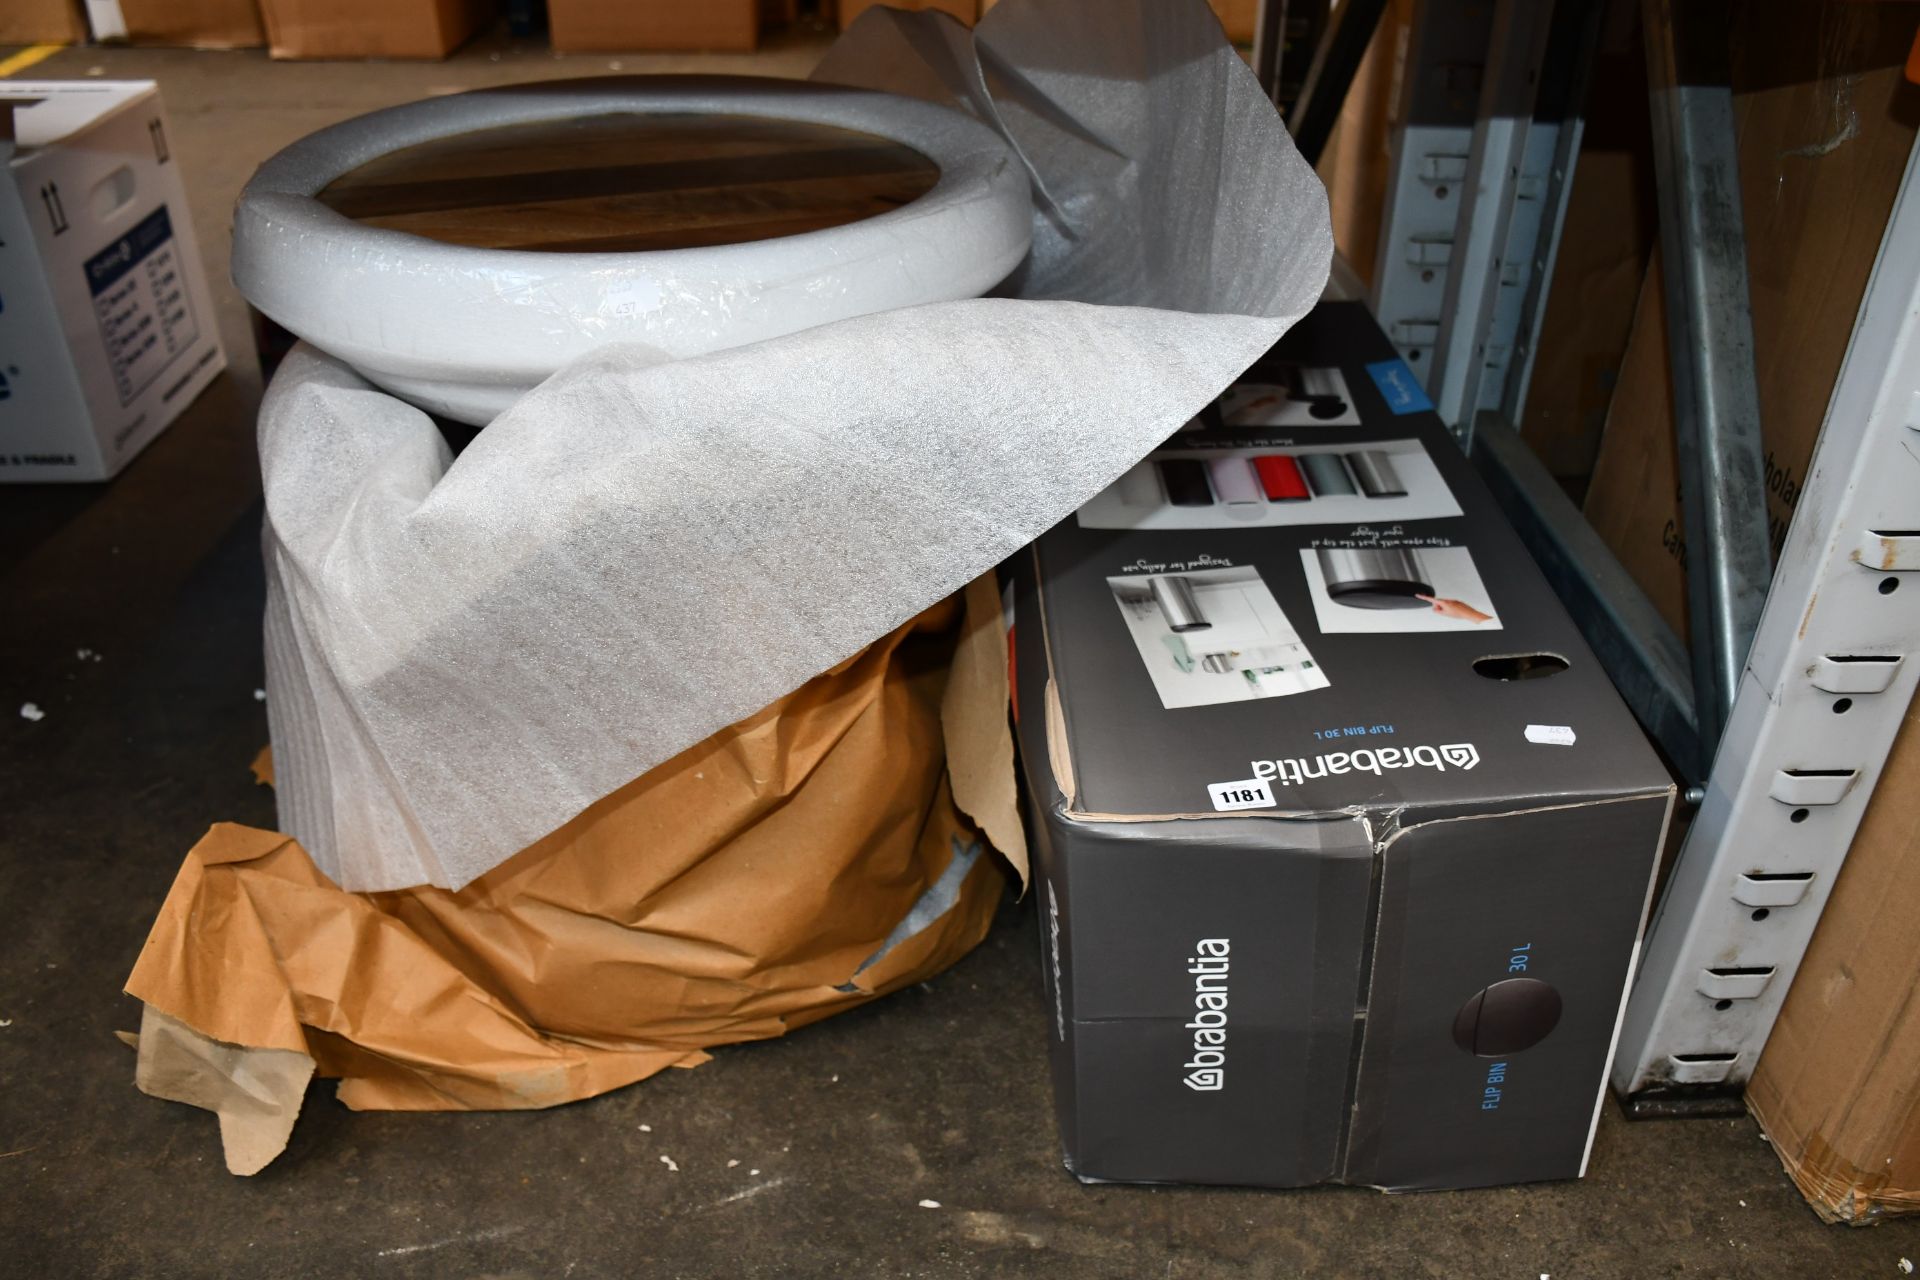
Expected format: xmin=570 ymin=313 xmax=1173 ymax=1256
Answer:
xmin=318 ymin=112 xmax=942 ymax=252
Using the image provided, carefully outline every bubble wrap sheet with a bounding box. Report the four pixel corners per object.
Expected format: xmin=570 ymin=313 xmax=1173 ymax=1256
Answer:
xmin=261 ymin=0 xmax=1334 ymax=890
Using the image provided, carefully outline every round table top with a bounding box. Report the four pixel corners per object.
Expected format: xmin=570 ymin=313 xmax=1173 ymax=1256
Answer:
xmin=316 ymin=111 xmax=944 ymax=254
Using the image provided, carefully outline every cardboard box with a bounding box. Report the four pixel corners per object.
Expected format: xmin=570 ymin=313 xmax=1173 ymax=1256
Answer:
xmin=839 ymin=0 xmax=975 ymax=29
xmin=258 ymin=0 xmax=497 ymax=59
xmin=1513 ymin=1 xmax=1656 ymax=485
xmin=0 ymin=82 xmax=226 ymax=483
xmin=85 ymin=0 xmax=267 ymax=48
xmin=1748 ymin=698 xmax=1920 ymax=1224
xmin=1513 ymin=148 xmax=1654 ymax=484
xmin=0 ymin=0 xmax=87 ymax=45
xmin=1207 ymin=0 xmax=1256 ymax=43
xmin=1313 ymin=0 xmax=1413 ymax=286
xmin=1010 ymin=301 xmax=1674 ymax=1190
xmin=911 ymin=0 xmax=1251 ymax=38
xmin=1580 ymin=2 xmax=1918 ymax=638
xmin=549 ymin=0 xmax=758 ymax=52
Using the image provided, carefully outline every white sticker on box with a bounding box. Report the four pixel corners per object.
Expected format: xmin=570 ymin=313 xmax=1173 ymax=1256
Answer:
xmin=1525 ymin=724 xmax=1577 ymax=747
xmin=1208 ymin=778 xmax=1277 ymax=811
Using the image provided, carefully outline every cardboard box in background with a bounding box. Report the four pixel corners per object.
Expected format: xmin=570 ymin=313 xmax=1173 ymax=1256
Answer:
xmin=1312 ymin=0 xmax=1657 ymax=471
xmin=549 ymin=0 xmax=759 ymax=52
xmin=1749 ymin=699 xmax=1920 ymax=1224
xmin=1514 ymin=0 xmax=1656 ymax=486
xmin=0 ymin=82 xmax=227 ymax=482
xmin=1515 ymin=147 xmax=1654 ymax=485
xmin=864 ymin=0 xmax=1255 ymax=41
xmin=1311 ymin=0 xmax=1413 ymax=286
xmin=1013 ymin=301 xmax=1673 ymax=1191
xmin=1205 ymin=0 xmax=1256 ymax=43
xmin=0 ymin=0 xmax=87 ymax=45
xmin=84 ymin=0 xmax=266 ymax=48
xmin=839 ymin=0 xmax=976 ymax=29
xmin=1581 ymin=252 xmax=1686 ymax=627
xmin=1580 ymin=0 xmax=1920 ymax=639
xmin=258 ymin=0 xmax=496 ymax=58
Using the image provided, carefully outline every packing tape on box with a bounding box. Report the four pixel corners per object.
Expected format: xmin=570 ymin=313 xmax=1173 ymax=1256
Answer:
xmin=260 ymin=0 xmax=1333 ymax=889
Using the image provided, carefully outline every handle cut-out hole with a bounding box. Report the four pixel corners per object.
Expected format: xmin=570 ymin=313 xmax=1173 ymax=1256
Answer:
xmin=1790 ymin=808 xmax=1810 ymax=823
xmin=89 ymin=165 xmax=137 ymax=221
xmin=1473 ymin=652 xmax=1569 ymax=682
xmin=1833 ymin=698 xmax=1853 ymax=714
xmin=1750 ymin=908 xmax=1770 ymax=921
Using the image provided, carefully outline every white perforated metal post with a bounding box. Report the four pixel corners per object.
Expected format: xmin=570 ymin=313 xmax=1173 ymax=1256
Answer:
xmin=1425 ymin=0 xmax=1555 ymax=432
xmin=1374 ymin=0 xmax=1597 ymax=443
xmin=1369 ymin=0 xmax=1492 ymax=384
xmin=1612 ymin=135 xmax=1920 ymax=1105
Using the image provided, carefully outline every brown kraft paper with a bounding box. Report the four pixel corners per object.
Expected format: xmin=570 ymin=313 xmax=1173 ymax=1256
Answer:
xmin=126 ymin=575 xmax=1024 ymax=1174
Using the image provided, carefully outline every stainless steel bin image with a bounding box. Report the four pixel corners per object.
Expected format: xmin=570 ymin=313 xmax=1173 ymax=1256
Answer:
xmin=1314 ymin=547 xmax=1434 ymax=610
xmin=1150 ymin=574 xmax=1212 ymax=632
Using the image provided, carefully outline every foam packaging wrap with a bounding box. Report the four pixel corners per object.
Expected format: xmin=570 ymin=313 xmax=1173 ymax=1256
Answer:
xmin=258 ymin=0 xmax=1333 ymax=891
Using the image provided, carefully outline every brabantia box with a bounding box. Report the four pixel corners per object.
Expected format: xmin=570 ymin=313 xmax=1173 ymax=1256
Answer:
xmin=1010 ymin=301 xmax=1674 ymax=1192
xmin=0 ymin=82 xmax=226 ymax=482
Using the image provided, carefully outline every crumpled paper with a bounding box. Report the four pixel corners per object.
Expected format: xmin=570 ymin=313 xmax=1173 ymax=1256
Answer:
xmin=129 ymin=582 xmax=1019 ymax=1173
xmin=133 ymin=1007 xmax=315 ymax=1177
xmin=262 ymin=0 xmax=1332 ymax=889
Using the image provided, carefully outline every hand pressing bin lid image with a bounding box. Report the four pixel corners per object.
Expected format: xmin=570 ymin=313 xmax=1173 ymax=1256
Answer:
xmin=1315 ymin=546 xmax=1434 ymax=610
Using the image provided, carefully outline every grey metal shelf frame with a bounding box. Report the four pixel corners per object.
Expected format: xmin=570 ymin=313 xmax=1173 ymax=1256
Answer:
xmin=1264 ymin=0 xmax=1920 ymax=1114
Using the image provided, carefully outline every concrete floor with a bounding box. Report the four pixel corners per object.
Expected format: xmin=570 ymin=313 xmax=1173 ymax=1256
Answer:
xmin=3 ymin=26 xmax=1918 ymax=1279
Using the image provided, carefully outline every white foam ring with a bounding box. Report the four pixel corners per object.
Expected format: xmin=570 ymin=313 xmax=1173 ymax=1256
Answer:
xmin=234 ymin=76 xmax=1036 ymax=425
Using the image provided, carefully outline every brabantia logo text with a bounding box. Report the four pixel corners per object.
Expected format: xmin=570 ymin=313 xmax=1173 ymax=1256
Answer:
xmin=1250 ymin=742 xmax=1480 ymax=788
xmin=1183 ymin=939 xmax=1231 ymax=1092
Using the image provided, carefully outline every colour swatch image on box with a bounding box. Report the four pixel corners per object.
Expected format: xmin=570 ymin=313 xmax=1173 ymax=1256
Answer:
xmin=1076 ymin=440 xmax=1456 ymax=531
xmin=1108 ymin=565 xmax=1330 ymax=709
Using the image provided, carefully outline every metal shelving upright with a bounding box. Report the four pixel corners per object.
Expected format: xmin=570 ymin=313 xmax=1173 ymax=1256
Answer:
xmin=1267 ymin=0 xmax=1920 ymax=1113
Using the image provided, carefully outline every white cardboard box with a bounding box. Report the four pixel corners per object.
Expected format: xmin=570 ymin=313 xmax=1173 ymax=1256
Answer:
xmin=0 ymin=81 xmax=226 ymax=482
